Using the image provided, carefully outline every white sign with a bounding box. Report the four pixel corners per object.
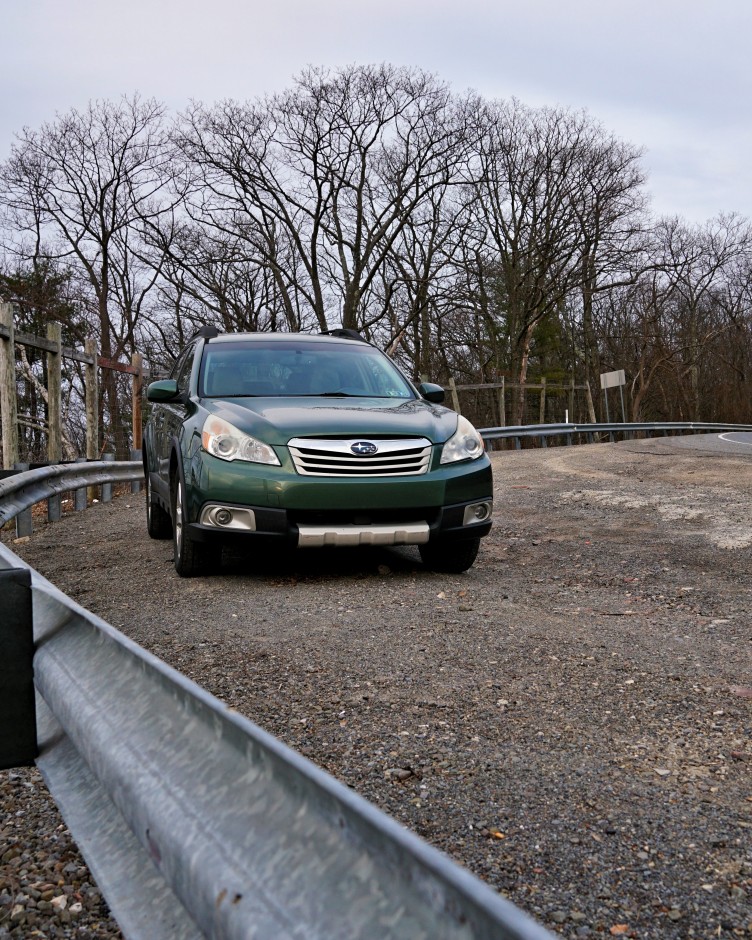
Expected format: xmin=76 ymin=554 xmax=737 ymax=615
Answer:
xmin=600 ymin=369 xmax=625 ymax=390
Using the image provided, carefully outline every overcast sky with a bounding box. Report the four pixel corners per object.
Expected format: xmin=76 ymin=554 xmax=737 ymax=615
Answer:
xmin=3 ymin=0 xmax=750 ymax=224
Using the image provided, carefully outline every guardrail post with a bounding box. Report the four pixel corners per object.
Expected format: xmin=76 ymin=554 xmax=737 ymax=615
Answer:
xmin=74 ymin=456 xmax=88 ymax=510
xmin=0 ymin=568 xmax=38 ymax=769
xmin=130 ymin=448 xmax=143 ymax=493
xmin=101 ymin=452 xmax=115 ymax=502
xmin=47 ymin=489 xmax=62 ymax=522
xmin=13 ymin=462 xmax=32 ymax=537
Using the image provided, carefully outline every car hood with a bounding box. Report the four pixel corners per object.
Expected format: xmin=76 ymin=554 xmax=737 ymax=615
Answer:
xmin=200 ymin=396 xmax=459 ymax=445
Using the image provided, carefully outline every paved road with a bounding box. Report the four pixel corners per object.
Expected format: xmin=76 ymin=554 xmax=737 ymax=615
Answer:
xmin=660 ymin=431 xmax=752 ymax=456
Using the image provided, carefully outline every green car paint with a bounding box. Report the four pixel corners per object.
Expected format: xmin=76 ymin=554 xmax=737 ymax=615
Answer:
xmin=144 ymin=331 xmax=493 ymax=577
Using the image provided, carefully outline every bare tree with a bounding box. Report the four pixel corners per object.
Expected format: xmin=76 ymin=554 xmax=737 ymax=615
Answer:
xmin=0 ymin=95 xmax=175 ymax=454
xmin=173 ymin=65 xmax=470 ymax=333
xmin=654 ymin=214 xmax=752 ymax=419
xmin=464 ymin=98 xmax=647 ymax=423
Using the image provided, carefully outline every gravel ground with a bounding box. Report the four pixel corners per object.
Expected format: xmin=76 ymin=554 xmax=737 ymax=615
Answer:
xmin=2 ymin=436 xmax=752 ymax=939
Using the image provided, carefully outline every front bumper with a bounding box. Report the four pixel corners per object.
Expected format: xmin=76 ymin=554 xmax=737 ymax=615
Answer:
xmin=183 ymin=449 xmax=492 ymax=547
xmin=184 ymin=449 xmax=493 ymax=548
xmin=187 ymin=496 xmax=492 ymax=548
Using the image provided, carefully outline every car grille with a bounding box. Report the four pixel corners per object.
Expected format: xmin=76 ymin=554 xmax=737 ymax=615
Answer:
xmin=288 ymin=438 xmax=432 ymax=477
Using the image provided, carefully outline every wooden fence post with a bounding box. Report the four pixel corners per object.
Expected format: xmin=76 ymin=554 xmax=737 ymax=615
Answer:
xmin=131 ymin=352 xmax=143 ymax=450
xmin=0 ymin=303 xmax=19 ymax=470
xmin=46 ymin=322 xmax=62 ymax=463
xmin=585 ymin=380 xmax=597 ymax=423
xmin=539 ymin=377 xmax=547 ymax=424
xmin=498 ymin=376 xmax=506 ymax=428
xmin=131 ymin=352 xmax=143 ymax=493
xmin=85 ymin=338 xmax=99 ymax=460
xmin=448 ymin=376 xmax=461 ymax=414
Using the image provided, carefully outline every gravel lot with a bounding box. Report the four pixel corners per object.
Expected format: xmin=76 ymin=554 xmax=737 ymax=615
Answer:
xmin=2 ymin=436 xmax=752 ymax=938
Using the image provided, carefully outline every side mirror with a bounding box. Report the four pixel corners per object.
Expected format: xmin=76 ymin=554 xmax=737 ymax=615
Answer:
xmin=147 ymin=379 xmax=181 ymax=403
xmin=417 ymin=382 xmax=445 ymax=404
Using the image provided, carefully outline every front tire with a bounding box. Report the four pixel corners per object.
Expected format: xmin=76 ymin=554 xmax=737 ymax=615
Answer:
xmin=146 ymin=471 xmax=172 ymax=540
xmin=419 ymin=537 xmax=481 ymax=573
xmin=171 ymin=476 xmax=213 ymax=577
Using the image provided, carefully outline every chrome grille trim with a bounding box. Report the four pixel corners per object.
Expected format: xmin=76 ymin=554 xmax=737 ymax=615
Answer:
xmin=288 ymin=438 xmax=432 ymax=477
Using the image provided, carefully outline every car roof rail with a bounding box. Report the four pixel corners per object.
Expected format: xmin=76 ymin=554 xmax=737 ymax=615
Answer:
xmin=319 ymin=327 xmax=369 ymax=343
xmin=191 ymin=325 xmax=221 ymax=340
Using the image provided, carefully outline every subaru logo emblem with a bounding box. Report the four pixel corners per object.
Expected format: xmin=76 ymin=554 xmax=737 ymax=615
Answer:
xmin=351 ymin=441 xmax=378 ymax=456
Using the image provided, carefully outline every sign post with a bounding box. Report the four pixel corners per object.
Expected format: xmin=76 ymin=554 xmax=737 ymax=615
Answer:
xmin=600 ymin=369 xmax=626 ymax=423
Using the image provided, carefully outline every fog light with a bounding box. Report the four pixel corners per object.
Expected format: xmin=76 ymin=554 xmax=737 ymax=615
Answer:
xmin=463 ymin=501 xmax=492 ymax=525
xmin=199 ymin=504 xmax=257 ymax=530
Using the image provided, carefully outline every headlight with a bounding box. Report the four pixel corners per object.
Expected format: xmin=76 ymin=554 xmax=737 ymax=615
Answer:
xmin=201 ymin=416 xmax=280 ymax=465
xmin=440 ymin=415 xmax=485 ymax=464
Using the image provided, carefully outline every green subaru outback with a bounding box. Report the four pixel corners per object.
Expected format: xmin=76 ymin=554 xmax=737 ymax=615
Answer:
xmin=143 ymin=328 xmax=492 ymax=576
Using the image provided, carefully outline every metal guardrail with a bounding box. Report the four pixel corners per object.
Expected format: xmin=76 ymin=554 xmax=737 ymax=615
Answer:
xmin=0 ymin=459 xmax=144 ymax=536
xmin=0 ymin=465 xmax=553 ymax=939
xmin=479 ymin=420 xmax=752 ymax=448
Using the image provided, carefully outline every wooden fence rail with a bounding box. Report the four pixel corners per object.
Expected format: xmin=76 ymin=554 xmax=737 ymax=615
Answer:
xmin=0 ymin=303 xmax=144 ymax=470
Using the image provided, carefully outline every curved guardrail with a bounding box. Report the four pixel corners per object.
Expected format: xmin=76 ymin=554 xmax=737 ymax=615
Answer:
xmin=479 ymin=420 xmax=752 ymax=448
xmin=0 ymin=459 xmax=144 ymax=529
xmin=1 ymin=463 xmax=554 ymax=939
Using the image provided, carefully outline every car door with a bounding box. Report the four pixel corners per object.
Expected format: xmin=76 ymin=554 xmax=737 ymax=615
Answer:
xmin=156 ymin=343 xmax=196 ymax=489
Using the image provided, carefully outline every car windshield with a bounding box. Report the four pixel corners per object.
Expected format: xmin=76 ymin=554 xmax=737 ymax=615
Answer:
xmin=199 ymin=340 xmax=416 ymax=399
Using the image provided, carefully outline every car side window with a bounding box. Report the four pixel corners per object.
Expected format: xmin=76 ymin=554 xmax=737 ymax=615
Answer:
xmin=174 ymin=344 xmax=197 ymax=394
